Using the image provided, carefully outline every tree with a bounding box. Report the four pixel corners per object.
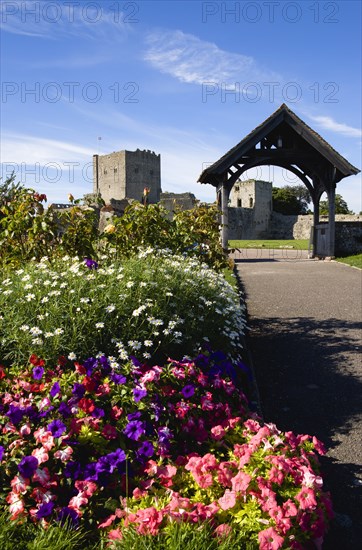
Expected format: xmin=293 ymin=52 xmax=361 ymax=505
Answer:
xmin=272 ymin=185 xmax=311 ymax=215
xmin=319 ymin=194 xmax=353 ymax=215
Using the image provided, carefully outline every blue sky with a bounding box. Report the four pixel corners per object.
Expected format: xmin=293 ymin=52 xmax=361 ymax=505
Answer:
xmin=1 ymin=0 xmax=361 ymax=211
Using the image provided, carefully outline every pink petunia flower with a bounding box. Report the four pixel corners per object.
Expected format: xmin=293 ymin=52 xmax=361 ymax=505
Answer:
xmin=74 ymin=480 xmax=98 ymax=497
xmin=54 ymin=446 xmax=73 ymax=463
xmin=258 ymin=527 xmax=284 ymax=550
xmin=33 ymin=467 xmax=51 ymax=486
xmin=218 ymin=489 xmax=236 ymax=510
xmin=32 ymin=447 xmax=49 ymax=464
xmin=214 ymin=523 xmax=232 ymax=538
xmin=6 ymin=492 xmax=25 ymax=520
xmin=11 ymin=475 xmax=28 ymax=494
xmin=295 ymin=487 xmax=317 ymax=510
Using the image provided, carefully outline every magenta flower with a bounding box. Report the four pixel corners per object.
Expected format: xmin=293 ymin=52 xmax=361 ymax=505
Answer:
xmin=18 ymin=455 xmax=38 ymax=478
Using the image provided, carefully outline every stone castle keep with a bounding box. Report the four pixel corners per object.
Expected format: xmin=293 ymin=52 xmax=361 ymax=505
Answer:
xmin=93 ymin=149 xmax=161 ymax=205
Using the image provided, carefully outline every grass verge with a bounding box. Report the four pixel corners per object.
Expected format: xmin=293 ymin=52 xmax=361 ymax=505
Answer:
xmin=335 ymin=253 xmax=362 ymax=269
xmin=229 ymin=239 xmax=309 ymax=250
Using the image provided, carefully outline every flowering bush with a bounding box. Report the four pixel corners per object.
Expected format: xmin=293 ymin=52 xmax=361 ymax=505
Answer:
xmin=102 ymin=201 xmax=229 ymax=272
xmin=0 ymin=252 xmax=246 ymax=367
xmin=0 ymin=352 xmax=332 ymax=548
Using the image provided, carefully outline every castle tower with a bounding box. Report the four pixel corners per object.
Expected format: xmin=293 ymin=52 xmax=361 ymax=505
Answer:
xmin=93 ymin=149 xmax=161 ymax=205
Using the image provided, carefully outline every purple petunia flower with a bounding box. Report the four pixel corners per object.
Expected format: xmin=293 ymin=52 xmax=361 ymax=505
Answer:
xmin=48 ymin=419 xmax=67 ymax=438
xmin=123 ymin=420 xmax=145 ymax=441
xmin=127 ymin=411 xmax=141 ymax=421
xmin=157 ymin=426 xmax=172 ymax=444
xmin=137 ymin=440 xmax=154 ymax=458
xmin=96 ymin=448 xmax=126 ymax=474
xmin=6 ymin=404 xmax=25 ymax=426
xmin=57 ymin=506 xmax=79 ymax=527
xmin=32 ymin=366 xmax=44 ymax=380
xmin=83 ymin=462 xmax=98 ymax=481
xmin=83 ymin=357 xmax=98 ymax=376
xmin=0 ymin=446 xmax=5 ymax=461
xmin=72 ymin=383 xmax=85 ymax=398
xmin=133 ymin=387 xmax=147 ymax=402
xmin=111 ymin=373 xmax=126 ymax=385
xmin=18 ymin=455 xmax=38 ymax=478
xmin=181 ymin=384 xmax=195 ymax=398
xmin=50 ymin=382 xmax=61 ymax=398
xmin=84 ymin=258 xmax=98 ymax=270
xmin=91 ymin=407 xmax=105 ymax=418
xmin=58 ymin=401 xmax=72 ymax=418
xmin=64 ymin=460 xmax=81 ymax=480
xmin=36 ymin=501 xmax=54 ymax=519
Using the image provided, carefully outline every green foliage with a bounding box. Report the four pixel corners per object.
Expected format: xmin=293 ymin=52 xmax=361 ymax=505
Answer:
xmin=272 ymin=186 xmax=310 ymax=215
xmin=54 ymin=202 xmax=99 ymax=259
xmin=0 ymin=514 xmax=91 ymax=550
xmin=109 ymin=522 xmax=256 ymax=550
xmin=0 ymin=173 xmax=23 ymax=207
xmin=102 ymin=202 xmax=229 ymax=271
xmin=0 ymin=179 xmax=56 ymax=267
xmin=0 ymin=181 xmax=100 ymax=267
xmin=319 ymin=193 xmax=353 ymax=215
xmin=0 ymin=179 xmax=227 ymax=272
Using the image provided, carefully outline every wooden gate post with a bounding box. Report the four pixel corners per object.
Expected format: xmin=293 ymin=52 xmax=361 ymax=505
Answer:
xmin=327 ymin=185 xmax=336 ymax=257
xmin=221 ymin=182 xmax=229 ymax=250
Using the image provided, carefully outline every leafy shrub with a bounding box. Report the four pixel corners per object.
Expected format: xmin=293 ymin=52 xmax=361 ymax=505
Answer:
xmin=0 ymin=183 xmax=55 ymax=267
xmin=0 ymin=252 xmax=246 ymax=367
xmin=102 ymin=202 xmax=229 ymax=271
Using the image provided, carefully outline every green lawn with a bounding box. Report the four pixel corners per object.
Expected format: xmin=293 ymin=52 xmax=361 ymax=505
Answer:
xmin=229 ymin=239 xmax=309 ymax=250
xmin=335 ymin=253 xmax=362 ymax=269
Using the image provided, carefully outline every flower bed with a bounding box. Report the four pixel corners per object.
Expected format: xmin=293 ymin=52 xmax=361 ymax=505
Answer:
xmin=0 ymin=351 xmax=332 ymax=549
xmin=0 ymin=254 xmax=333 ymax=548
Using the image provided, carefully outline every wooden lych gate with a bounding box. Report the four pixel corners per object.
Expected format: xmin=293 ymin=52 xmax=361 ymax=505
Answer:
xmin=198 ymin=104 xmax=360 ymax=258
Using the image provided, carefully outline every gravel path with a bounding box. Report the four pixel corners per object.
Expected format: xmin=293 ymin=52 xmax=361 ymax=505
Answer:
xmin=234 ymin=251 xmax=362 ymax=549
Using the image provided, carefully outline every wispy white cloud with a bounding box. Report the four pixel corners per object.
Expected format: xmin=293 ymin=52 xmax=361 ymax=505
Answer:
xmin=306 ymin=114 xmax=362 ymax=138
xmin=0 ymin=133 xmax=94 ymax=165
xmin=0 ymin=0 xmax=131 ymax=41
xmin=144 ymin=30 xmax=280 ymax=86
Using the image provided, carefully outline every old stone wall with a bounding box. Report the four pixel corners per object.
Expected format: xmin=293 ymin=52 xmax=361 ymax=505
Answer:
xmin=335 ymin=221 xmax=362 ymax=255
xmin=228 ymin=207 xmax=263 ymax=240
xmin=228 ymin=209 xmax=362 ymax=253
xmin=160 ymin=192 xmax=198 ymax=214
